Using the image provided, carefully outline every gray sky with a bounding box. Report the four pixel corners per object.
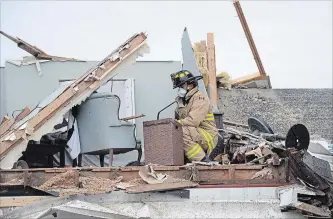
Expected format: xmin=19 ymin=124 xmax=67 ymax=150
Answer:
xmin=0 ymin=1 xmax=332 ymax=88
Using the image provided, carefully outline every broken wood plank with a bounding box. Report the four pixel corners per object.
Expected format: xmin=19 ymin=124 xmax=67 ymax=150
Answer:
xmin=0 ymin=130 xmax=26 ymax=156
xmin=223 ymin=120 xmax=249 ymax=129
xmin=293 ymin=201 xmax=331 ymax=217
xmin=15 ymin=107 xmax=31 ymax=122
xmin=27 ymin=87 xmax=77 ymax=130
xmin=0 ymin=196 xmax=53 ymax=207
xmin=120 ymin=114 xmax=145 ymax=121
xmin=0 ymin=31 xmax=79 ymax=61
xmin=0 ymin=118 xmax=14 ymax=136
xmin=28 ymin=33 xmax=147 ymax=131
xmin=126 ymin=181 xmax=198 ymax=194
xmin=231 ymin=72 xmax=265 ymax=86
xmin=1 ymin=116 xmax=10 ymax=125
xmin=233 ymin=0 xmax=266 ymax=76
xmin=206 ymin=33 xmax=218 ymax=108
xmin=0 ymin=163 xmax=287 ymax=187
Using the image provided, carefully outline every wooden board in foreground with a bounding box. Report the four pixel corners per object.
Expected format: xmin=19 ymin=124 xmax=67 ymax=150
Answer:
xmin=126 ymin=181 xmax=198 ymax=194
xmin=0 ymin=164 xmax=288 ymax=187
xmin=0 ymin=196 xmax=53 ymax=207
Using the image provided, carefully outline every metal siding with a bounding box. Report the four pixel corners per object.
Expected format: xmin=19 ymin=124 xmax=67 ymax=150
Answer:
xmin=113 ymin=61 xmax=182 ymax=143
xmin=4 ymin=61 xmax=98 ymax=117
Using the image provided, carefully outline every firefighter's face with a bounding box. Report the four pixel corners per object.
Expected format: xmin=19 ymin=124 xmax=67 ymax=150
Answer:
xmin=182 ymin=83 xmax=193 ymax=91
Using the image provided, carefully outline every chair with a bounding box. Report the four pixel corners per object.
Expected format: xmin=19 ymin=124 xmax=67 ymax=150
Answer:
xmin=75 ymin=93 xmax=141 ymax=167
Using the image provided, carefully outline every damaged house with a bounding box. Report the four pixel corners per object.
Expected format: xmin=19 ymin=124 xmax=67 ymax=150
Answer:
xmin=0 ymin=1 xmax=332 ymax=218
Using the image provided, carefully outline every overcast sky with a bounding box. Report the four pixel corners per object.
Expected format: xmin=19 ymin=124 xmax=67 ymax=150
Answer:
xmin=0 ymin=1 xmax=332 ymax=88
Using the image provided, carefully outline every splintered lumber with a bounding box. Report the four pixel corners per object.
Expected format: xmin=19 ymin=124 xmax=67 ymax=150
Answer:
xmin=0 ymin=196 xmax=53 ymax=208
xmin=0 ymin=130 xmax=26 ymax=156
xmin=0 ymin=32 xmax=148 ymax=163
xmin=223 ymin=120 xmax=249 ymax=129
xmin=14 ymin=107 xmax=31 ymax=122
xmin=0 ymin=118 xmax=14 ymax=136
xmin=207 ymin=33 xmax=218 ymax=108
xmin=293 ymin=202 xmax=331 ymax=217
xmin=0 ymin=31 xmax=79 ymax=61
xmin=1 ymin=116 xmax=10 ymax=125
xmin=0 ymin=164 xmax=288 ymax=187
xmin=120 ymin=114 xmax=145 ymax=121
xmin=126 ymin=181 xmax=198 ymax=194
xmin=233 ymin=0 xmax=266 ymax=76
xmin=231 ymin=72 xmax=265 ymax=86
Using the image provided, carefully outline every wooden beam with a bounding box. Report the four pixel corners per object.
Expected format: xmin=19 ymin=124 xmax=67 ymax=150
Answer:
xmin=120 ymin=114 xmax=145 ymax=121
xmin=0 ymin=130 xmax=26 ymax=157
xmin=0 ymin=196 xmax=53 ymax=207
xmin=15 ymin=107 xmax=31 ymax=122
xmin=0 ymin=31 xmax=20 ymax=44
xmin=0 ymin=118 xmax=14 ymax=136
xmin=206 ymin=33 xmax=218 ymax=107
xmin=233 ymin=0 xmax=266 ymax=76
xmin=0 ymin=31 xmax=79 ymax=61
xmin=1 ymin=116 xmax=10 ymax=125
xmin=0 ymin=164 xmax=288 ymax=187
xmin=27 ymin=33 xmax=147 ymax=131
xmin=231 ymin=72 xmax=265 ymax=86
xmin=126 ymin=181 xmax=198 ymax=193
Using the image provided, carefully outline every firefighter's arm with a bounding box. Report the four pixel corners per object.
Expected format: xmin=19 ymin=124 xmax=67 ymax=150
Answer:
xmin=175 ymin=97 xmax=186 ymax=120
xmin=179 ymin=96 xmax=209 ymax=127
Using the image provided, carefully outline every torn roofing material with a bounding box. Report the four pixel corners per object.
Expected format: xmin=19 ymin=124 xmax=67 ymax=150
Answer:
xmin=0 ymin=32 xmax=149 ymax=169
xmin=0 ymin=30 xmax=81 ymax=61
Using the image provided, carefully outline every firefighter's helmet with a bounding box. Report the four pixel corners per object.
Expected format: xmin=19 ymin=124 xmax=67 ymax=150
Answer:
xmin=170 ymin=70 xmax=203 ymax=89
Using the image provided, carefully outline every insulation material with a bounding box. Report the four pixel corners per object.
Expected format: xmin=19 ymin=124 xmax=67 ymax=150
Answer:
xmin=216 ymin=71 xmax=232 ymax=90
xmin=193 ymin=41 xmax=209 ymax=87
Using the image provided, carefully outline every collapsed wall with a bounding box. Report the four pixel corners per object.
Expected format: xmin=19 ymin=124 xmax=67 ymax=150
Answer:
xmin=219 ymin=88 xmax=333 ymax=142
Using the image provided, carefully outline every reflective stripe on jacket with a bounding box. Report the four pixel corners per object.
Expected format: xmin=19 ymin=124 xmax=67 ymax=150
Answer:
xmin=175 ymin=87 xmax=218 ymax=142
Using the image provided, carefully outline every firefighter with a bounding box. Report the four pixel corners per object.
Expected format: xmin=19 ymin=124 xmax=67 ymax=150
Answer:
xmin=171 ymin=70 xmax=219 ymax=162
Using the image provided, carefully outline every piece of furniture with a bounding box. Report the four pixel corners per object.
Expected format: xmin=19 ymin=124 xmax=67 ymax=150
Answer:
xmin=143 ymin=118 xmax=184 ymax=166
xmin=76 ymin=93 xmax=141 ymax=167
xmin=16 ymin=141 xmax=66 ymax=169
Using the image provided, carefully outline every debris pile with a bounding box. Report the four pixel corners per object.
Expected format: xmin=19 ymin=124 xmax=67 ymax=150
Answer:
xmin=39 ymin=170 xmax=122 ymax=196
xmin=216 ymin=118 xmax=333 ymax=218
xmin=38 ymin=166 xmax=197 ymax=196
xmin=215 ymin=126 xmax=287 ymax=167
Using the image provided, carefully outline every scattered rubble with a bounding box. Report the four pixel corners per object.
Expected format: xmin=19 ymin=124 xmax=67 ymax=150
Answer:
xmin=37 ymin=166 xmax=196 ymax=196
xmin=38 ymin=170 xmax=122 ymax=196
xmin=251 ymin=168 xmax=274 ymax=180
